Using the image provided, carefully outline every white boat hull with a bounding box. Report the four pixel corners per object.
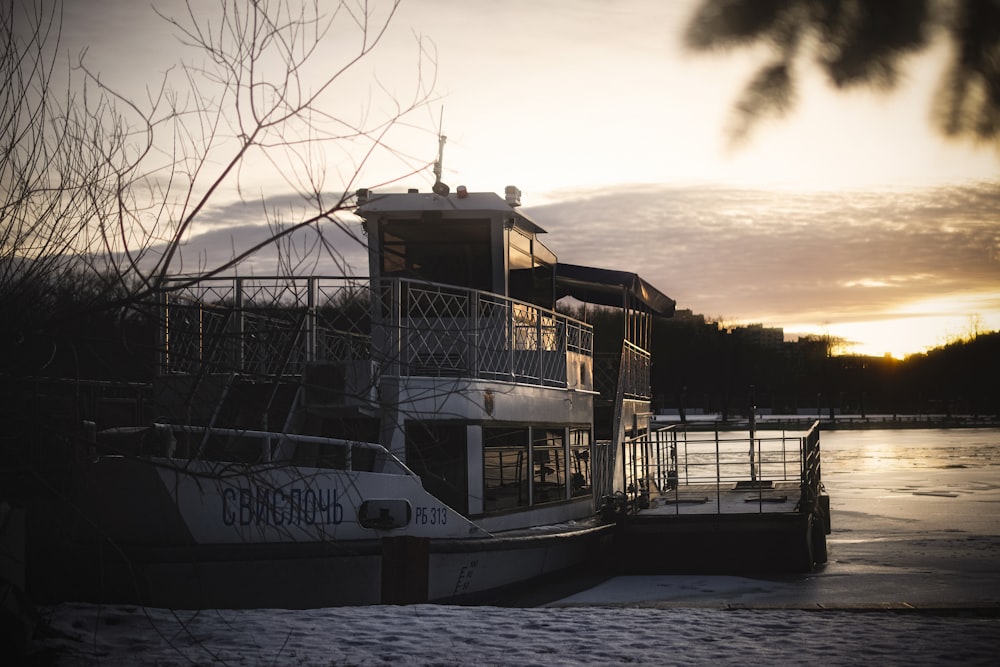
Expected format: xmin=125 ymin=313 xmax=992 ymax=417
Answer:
xmin=62 ymin=455 xmax=609 ymax=608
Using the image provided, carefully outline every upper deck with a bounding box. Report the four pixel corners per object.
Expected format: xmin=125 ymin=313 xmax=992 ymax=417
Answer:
xmin=158 ymin=275 xmax=594 ymax=391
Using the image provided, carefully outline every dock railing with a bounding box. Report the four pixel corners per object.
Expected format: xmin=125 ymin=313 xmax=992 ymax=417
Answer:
xmin=620 ymin=420 xmax=822 ymax=515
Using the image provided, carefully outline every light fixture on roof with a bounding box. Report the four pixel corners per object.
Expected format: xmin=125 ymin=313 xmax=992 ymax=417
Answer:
xmin=505 ymin=185 xmax=521 ymax=207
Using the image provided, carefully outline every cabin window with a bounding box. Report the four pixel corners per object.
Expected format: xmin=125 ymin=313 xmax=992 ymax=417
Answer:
xmin=405 ymin=422 xmax=468 ymax=514
xmin=569 ymin=428 xmax=592 ymax=498
xmin=508 ymin=229 xmax=556 ymax=309
xmin=381 ymin=219 xmax=491 ymax=291
xmin=532 ymin=428 xmax=566 ymax=504
xmin=483 ymin=426 xmax=529 ymax=513
xmin=482 ymin=425 xmax=588 ymax=513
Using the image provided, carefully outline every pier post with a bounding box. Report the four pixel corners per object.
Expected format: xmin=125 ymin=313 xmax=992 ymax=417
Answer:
xmin=381 ymin=536 xmax=429 ymax=604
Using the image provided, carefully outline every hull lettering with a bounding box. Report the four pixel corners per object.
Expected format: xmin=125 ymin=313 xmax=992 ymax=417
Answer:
xmin=222 ymin=486 xmax=344 ymax=527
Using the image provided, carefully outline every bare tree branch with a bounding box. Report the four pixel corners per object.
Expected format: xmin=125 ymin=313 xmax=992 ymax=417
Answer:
xmin=2 ymin=0 xmax=438 ymax=343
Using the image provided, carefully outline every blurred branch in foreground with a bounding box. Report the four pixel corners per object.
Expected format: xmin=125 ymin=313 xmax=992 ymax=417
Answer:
xmin=684 ymin=0 xmax=1000 ymax=148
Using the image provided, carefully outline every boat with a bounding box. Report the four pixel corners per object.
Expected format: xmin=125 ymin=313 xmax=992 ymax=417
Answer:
xmin=49 ymin=166 xmax=677 ymax=608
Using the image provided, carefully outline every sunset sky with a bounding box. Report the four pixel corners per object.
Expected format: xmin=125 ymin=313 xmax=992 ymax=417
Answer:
xmin=48 ymin=0 xmax=1000 ymax=357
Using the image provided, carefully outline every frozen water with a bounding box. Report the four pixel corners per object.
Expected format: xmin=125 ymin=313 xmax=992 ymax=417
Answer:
xmin=27 ymin=428 xmax=1000 ymax=665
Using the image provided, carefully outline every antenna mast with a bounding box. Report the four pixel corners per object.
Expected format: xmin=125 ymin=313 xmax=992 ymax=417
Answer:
xmin=432 ymin=109 xmax=449 ymax=195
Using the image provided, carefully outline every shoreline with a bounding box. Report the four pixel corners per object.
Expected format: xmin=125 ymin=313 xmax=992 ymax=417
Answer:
xmin=653 ymin=415 xmax=1000 ymax=431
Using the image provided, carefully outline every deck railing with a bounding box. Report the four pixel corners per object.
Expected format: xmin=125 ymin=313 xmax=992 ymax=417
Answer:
xmin=159 ymin=276 xmax=593 ymax=390
xmin=160 ymin=276 xmax=371 ymax=375
xmin=594 ymin=341 xmax=652 ymax=401
xmin=619 ymin=421 xmax=822 ymax=514
xmin=375 ymin=278 xmax=592 ymax=386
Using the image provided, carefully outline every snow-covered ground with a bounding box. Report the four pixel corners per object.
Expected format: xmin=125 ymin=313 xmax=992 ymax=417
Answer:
xmin=32 ymin=602 xmax=1000 ymax=666
xmin=27 ymin=428 xmax=1000 ymax=665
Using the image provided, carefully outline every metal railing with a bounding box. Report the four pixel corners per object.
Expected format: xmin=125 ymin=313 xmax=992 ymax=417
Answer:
xmin=375 ymin=278 xmax=592 ymax=386
xmin=620 ymin=340 xmax=651 ymax=400
xmin=160 ymin=276 xmax=371 ymax=376
xmin=159 ymin=276 xmax=593 ymax=390
xmin=594 ymin=341 xmax=651 ymax=401
xmin=148 ymin=423 xmax=413 ymax=474
xmin=620 ymin=421 xmax=822 ymax=515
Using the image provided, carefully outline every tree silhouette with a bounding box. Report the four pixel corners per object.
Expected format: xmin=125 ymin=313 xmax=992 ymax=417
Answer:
xmin=2 ymin=1 xmax=446 ymax=617
xmin=2 ymin=0 xmax=436 ymax=347
xmin=684 ymin=0 xmax=1000 ymax=147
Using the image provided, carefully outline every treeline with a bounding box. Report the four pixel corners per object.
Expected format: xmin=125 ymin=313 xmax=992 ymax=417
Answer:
xmin=577 ymin=306 xmax=999 ymax=418
xmin=648 ymin=317 xmax=1000 ymax=418
xmin=0 ymin=268 xmax=157 ymax=383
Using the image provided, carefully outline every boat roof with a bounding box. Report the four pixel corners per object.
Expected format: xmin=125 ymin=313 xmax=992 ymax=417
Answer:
xmin=356 ymin=189 xmax=547 ymax=235
xmin=356 ymin=188 xmax=675 ymax=316
xmin=555 ymin=263 xmax=676 ymax=317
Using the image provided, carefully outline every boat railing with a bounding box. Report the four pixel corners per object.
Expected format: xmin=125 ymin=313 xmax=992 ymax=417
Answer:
xmin=619 ymin=421 xmax=822 ymax=514
xmin=149 ymin=423 xmax=415 ymax=475
xmin=620 ymin=340 xmax=651 ymax=400
xmin=594 ymin=342 xmax=652 ymax=401
xmin=375 ymin=277 xmax=593 ymax=387
xmin=160 ymin=276 xmax=372 ymax=376
xmin=159 ymin=275 xmax=593 ymax=390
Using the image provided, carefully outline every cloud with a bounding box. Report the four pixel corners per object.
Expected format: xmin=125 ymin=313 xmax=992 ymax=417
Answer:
xmin=192 ymin=192 xmax=357 ymax=230
xmin=526 ymin=181 xmax=1000 ymax=327
xmin=124 ymin=186 xmax=370 ymax=277
xmin=139 ymin=218 xmax=369 ymax=278
xmin=109 ymin=178 xmax=996 ymax=356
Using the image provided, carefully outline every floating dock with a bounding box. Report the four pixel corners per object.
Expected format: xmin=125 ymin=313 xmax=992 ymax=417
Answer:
xmin=607 ymin=421 xmax=829 ymax=573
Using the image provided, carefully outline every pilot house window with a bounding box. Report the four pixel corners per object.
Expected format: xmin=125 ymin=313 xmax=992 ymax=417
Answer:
xmin=381 ymin=220 xmax=491 ymax=291
xmin=508 ymin=228 xmax=555 ymax=309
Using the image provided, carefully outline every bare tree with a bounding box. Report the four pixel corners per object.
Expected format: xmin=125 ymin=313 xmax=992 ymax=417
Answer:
xmin=1 ymin=0 xmax=439 ymax=617
xmin=684 ymin=0 xmax=1000 ymax=147
xmin=2 ymin=0 xmax=436 ymax=349
xmin=1 ymin=1 xmax=140 ymax=335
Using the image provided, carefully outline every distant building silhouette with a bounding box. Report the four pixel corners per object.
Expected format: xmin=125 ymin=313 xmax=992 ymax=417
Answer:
xmin=730 ymin=323 xmax=784 ymax=350
xmin=671 ymin=309 xmax=707 ymax=326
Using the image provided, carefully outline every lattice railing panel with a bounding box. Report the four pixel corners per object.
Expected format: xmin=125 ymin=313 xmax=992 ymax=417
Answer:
xmin=401 ymin=285 xmax=471 ymax=376
xmin=161 ymin=277 xmax=371 ymax=377
xmin=160 ymin=276 xmax=593 ymax=389
xmin=163 ymin=303 xmax=237 ymax=373
xmin=315 ymin=280 xmax=373 ymax=362
xmin=477 ymin=296 xmax=512 ymax=380
xmin=242 ymin=311 xmax=307 ymax=376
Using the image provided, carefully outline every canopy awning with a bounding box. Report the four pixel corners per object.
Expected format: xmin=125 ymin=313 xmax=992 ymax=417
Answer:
xmin=555 ymin=263 xmax=675 ymax=317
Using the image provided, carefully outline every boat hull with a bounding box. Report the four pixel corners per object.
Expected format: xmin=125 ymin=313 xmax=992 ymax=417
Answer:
xmin=48 ymin=523 xmax=611 ymax=608
xmin=47 ymin=455 xmax=609 ymax=608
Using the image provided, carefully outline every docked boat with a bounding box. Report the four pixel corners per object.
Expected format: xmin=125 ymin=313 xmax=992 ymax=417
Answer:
xmin=55 ymin=176 xmax=676 ymax=608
